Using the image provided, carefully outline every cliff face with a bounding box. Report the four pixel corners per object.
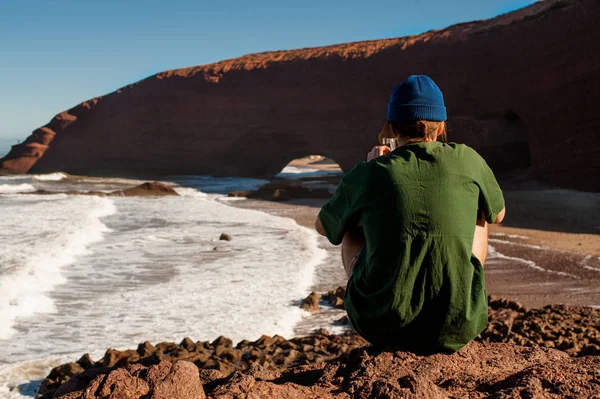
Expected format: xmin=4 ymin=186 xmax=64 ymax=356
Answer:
xmin=2 ymin=0 xmax=599 ymax=191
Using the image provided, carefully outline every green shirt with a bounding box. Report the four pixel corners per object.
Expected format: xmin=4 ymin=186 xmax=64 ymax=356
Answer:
xmin=318 ymin=142 xmax=504 ymax=353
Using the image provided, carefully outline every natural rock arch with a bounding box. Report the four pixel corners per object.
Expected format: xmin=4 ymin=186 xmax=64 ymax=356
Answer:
xmin=276 ymin=154 xmax=342 ymax=176
xmin=1 ymin=0 xmax=598 ymax=191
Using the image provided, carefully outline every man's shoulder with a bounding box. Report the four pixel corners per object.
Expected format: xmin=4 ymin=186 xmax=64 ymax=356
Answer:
xmin=339 ymin=161 xmax=372 ymax=188
xmin=446 ymin=142 xmax=476 ymax=153
xmin=444 ymin=142 xmax=484 ymax=162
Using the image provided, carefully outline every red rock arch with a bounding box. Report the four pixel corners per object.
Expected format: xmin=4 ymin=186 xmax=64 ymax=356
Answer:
xmin=1 ymin=0 xmax=598 ymax=191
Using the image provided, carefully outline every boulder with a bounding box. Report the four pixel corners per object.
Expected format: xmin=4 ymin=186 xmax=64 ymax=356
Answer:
xmin=53 ymin=360 xmax=205 ymax=399
xmin=117 ymin=182 xmax=178 ymax=197
xmin=218 ymin=234 xmax=232 ymax=241
xmin=300 ymin=292 xmax=320 ymax=312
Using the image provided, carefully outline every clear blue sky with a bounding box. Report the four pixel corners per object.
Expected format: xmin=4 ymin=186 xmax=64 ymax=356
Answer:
xmin=0 ymin=0 xmax=535 ymax=141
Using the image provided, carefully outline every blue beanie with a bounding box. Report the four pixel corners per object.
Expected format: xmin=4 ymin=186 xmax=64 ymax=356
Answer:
xmin=386 ymin=75 xmax=447 ymax=122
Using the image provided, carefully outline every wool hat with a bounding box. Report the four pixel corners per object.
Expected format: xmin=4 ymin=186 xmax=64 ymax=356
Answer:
xmin=386 ymin=75 xmax=447 ymax=122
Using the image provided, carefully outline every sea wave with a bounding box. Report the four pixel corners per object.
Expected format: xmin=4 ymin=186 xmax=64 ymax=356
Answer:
xmin=0 ymin=354 xmax=79 ymax=399
xmin=0 ymin=184 xmax=36 ymax=194
xmin=278 ymin=165 xmax=319 ymax=174
xmin=31 ymin=173 xmax=68 ymax=181
xmin=276 ymin=165 xmax=342 ymax=179
xmin=0 ymin=181 xmax=327 ymax=397
xmin=0 ymin=196 xmax=117 ymax=340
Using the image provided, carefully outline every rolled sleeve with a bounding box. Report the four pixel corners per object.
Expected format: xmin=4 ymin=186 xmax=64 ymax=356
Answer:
xmin=318 ymin=162 xmax=369 ymax=245
xmin=477 ymin=158 xmax=505 ymax=224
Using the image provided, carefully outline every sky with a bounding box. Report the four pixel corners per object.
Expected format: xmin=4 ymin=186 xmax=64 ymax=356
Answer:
xmin=0 ymin=0 xmax=535 ymax=142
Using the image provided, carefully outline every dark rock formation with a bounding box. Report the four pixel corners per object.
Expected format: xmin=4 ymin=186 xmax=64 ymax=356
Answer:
xmin=323 ymin=286 xmax=346 ymax=309
xmin=2 ymin=0 xmax=599 ymax=191
xmin=118 ymin=182 xmax=178 ymax=197
xmin=300 ymin=292 xmax=320 ymax=312
xmin=27 ymin=181 xmax=178 ymax=197
xmin=229 ymin=182 xmax=329 ymax=201
xmin=218 ymin=233 xmax=232 ymax=241
xmin=38 ymin=330 xmax=367 ymax=399
xmin=38 ymin=296 xmax=600 ymax=398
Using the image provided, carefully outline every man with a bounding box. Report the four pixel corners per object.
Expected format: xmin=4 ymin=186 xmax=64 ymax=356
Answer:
xmin=315 ymin=75 xmax=505 ymax=353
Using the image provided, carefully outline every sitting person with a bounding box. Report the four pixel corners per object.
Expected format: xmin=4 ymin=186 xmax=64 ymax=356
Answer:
xmin=315 ymin=75 xmax=505 ymax=354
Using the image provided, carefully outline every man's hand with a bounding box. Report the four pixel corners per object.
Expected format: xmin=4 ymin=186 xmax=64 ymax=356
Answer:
xmin=367 ymin=145 xmax=391 ymax=162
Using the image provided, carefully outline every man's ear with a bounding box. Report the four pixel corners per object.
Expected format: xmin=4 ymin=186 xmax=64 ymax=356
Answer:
xmin=436 ymin=122 xmax=445 ymax=137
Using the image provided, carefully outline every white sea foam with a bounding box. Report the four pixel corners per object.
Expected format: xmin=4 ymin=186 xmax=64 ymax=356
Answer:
xmin=172 ymin=186 xmax=209 ymax=198
xmin=276 ymin=165 xmax=342 ymax=179
xmin=490 ymin=232 xmax=529 ymax=240
xmin=488 ymin=238 xmax=549 ymax=250
xmin=579 ymin=254 xmax=600 ymax=273
xmin=0 ymin=184 xmax=36 ymax=194
xmin=279 ymin=165 xmax=319 ymax=174
xmin=487 ymin=245 xmax=578 ymax=278
xmin=20 ymin=194 xmax=326 ymax=347
xmin=217 ymin=196 xmax=247 ymax=201
xmin=0 ymin=195 xmax=116 ymax=340
xmin=0 ymin=355 xmax=79 ymax=399
xmin=31 ymin=173 xmax=68 ymax=181
xmin=0 ymin=181 xmax=326 ymax=397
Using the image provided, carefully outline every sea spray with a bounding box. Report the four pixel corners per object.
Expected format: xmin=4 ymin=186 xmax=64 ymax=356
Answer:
xmin=0 ymin=195 xmax=116 ymax=339
xmin=31 ymin=173 xmax=68 ymax=181
xmin=0 ymin=184 xmax=36 ymax=194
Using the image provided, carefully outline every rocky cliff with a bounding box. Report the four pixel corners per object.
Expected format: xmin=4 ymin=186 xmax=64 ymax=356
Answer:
xmin=2 ymin=0 xmax=599 ymax=191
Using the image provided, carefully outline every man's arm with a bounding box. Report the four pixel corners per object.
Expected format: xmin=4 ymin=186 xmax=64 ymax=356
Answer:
xmin=316 ymin=157 xmax=371 ymax=244
xmin=315 ymin=216 xmax=326 ymax=236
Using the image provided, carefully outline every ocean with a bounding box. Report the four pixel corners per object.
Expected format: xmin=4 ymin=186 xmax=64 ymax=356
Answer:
xmin=0 ymin=170 xmax=333 ymax=398
xmin=0 ymin=167 xmax=598 ymax=398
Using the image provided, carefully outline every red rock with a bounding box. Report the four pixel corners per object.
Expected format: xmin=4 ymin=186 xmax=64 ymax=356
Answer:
xmin=56 ymin=343 xmax=597 ymax=399
xmin=1 ymin=0 xmax=598 ymax=191
xmin=35 ymin=363 xmax=85 ymax=399
xmin=53 ymin=361 xmax=204 ymax=399
xmin=117 ymin=182 xmax=178 ymax=197
xmin=38 ymin=301 xmax=600 ymax=398
xmin=300 ymin=292 xmax=320 ymax=312
xmin=149 ymin=361 xmax=205 ymax=399
xmin=218 ymin=234 xmax=232 ymax=241
xmin=137 ymin=341 xmax=156 ymax=357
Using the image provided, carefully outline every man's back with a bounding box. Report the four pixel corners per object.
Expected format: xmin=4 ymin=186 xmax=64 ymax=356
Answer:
xmin=318 ymin=141 xmax=505 ymax=353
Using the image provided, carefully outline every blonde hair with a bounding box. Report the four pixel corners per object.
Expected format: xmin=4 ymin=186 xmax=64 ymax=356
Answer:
xmin=378 ymin=120 xmax=447 ymax=144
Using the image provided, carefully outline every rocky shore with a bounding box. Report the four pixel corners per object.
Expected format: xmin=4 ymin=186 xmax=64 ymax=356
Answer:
xmin=27 ymin=181 xmax=179 ymax=197
xmin=38 ymin=293 xmax=600 ymax=398
xmin=228 ymin=176 xmax=339 ymax=202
